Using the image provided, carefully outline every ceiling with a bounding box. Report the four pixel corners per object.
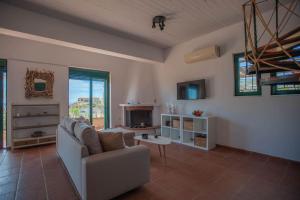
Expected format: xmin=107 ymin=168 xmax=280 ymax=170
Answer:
xmin=3 ymin=0 xmax=278 ymax=49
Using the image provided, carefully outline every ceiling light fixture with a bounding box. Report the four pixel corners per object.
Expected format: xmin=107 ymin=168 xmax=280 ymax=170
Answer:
xmin=152 ymin=15 xmax=166 ymax=31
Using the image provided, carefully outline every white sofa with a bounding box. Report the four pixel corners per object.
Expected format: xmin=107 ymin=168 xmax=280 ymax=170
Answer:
xmin=56 ymin=123 xmax=150 ymax=200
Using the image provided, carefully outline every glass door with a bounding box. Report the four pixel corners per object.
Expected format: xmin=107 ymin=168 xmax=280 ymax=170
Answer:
xmin=69 ymin=79 xmax=91 ymax=120
xmin=92 ymin=80 xmax=105 ymax=130
xmin=0 ymin=59 xmax=7 ymax=149
xmin=69 ymin=67 xmax=109 ymax=130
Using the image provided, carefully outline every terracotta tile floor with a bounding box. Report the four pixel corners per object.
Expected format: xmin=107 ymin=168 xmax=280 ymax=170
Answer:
xmin=0 ymin=143 xmax=299 ymax=200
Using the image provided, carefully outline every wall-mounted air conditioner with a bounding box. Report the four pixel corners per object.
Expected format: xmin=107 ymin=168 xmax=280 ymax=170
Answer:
xmin=184 ymin=45 xmax=220 ymax=64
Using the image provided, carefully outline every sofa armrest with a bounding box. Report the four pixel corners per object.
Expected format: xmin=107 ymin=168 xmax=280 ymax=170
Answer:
xmin=81 ymin=145 xmax=150 ymax=200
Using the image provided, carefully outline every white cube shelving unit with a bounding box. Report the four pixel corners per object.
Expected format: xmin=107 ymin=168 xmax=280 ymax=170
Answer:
xmin=161 ymin=114 xmax=216 ymax=150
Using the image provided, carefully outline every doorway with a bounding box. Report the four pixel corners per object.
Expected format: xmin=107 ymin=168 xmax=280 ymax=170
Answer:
xmin=69 ymin=67 xmax=110 ymax=130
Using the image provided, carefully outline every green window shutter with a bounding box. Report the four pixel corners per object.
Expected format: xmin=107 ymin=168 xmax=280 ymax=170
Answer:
xmin=233 ymin=52 xmax=261 ymax=96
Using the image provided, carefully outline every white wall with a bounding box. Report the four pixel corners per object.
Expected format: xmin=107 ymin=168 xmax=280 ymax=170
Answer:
xmin=153 ymin=20 xmax=300 ymax=161
xmin=0 ymin=34 xmax=157 ymax=146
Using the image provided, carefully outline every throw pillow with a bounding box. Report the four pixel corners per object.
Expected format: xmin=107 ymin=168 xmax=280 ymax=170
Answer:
xmin=98 ymin=132 xmax=125 ymax=152
xmin=62 ymin=117 xmax=76 ymax=134
xmin=74 ymin=122 xmax=103 ymax=154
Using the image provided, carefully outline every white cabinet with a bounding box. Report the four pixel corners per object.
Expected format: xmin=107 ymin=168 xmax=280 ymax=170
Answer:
xmin=161 ymin=114 xmax=216 ymax=150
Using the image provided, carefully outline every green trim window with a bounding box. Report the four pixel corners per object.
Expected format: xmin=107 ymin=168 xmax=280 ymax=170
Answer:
xmin=0 ymin=59 xmax=7 ymax=148
xmin=234 ymin=52 xmax=261 ymax=96
xmin=271 ymin=71 xmax=300 ymax=95
xmin=69 ymin=67 xmax=110 ymax=129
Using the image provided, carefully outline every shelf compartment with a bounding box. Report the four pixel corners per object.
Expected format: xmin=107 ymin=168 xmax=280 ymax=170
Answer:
xmin=183 ymin=118 xmax=193 ymax=131
xmin=161 ymin=126 xmax=171 ymax=138
xmin=170 ymin=128 xmax=180 ymax=141
xmin=39 ymin=136 xmax=56 ymax=143
xmin=13 ymin=124 xmax=59 ymax=130
xmin=14 ymin=138 xmax=38 ymax=147
xmin=182 ymin=131 xmax=194 ymax=144
xmin=171 ymin=116 xmax=180 ymax=129
xmin=193 ymin=118 xmax=207 ymax=133
xmin=162 ymin=115 xmax=171 ymax=127
xmin=13 ymin=114 xmax=59 ymax=119
xmin=194 ymin=133 xmax=207 ymax=148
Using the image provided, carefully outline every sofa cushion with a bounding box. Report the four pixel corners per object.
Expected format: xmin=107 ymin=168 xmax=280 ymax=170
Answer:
xmin=122 ymin=132 xmax=135 ymax=147
xmin=74 ymin=122 xmax=103 ymax=155
xmin=98 ymin=132 xmax=125 ymax=152
xmin=62 ymin=117 xmax=77 ymax=134
xmin=99 ymin=128 xmax=135 ymax=147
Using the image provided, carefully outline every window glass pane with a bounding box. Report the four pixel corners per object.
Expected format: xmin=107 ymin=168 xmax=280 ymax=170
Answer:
xmin=234 ymin=53 xmax=260 ymax=96
xmin=239 ymin=57 xmax=258 ymax=93
xmin=92 ymin=80 xmax=105 ymax=130
xmin=69 ymin=79 xmax=90 ymax=119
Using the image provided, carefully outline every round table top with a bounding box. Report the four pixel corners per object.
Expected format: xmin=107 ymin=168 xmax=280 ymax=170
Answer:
xmin=134 ymin=135 xmax=171 ymax=145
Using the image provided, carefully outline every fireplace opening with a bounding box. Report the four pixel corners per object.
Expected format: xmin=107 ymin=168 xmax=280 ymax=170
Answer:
xmin=125 ymin=107 xmax=153 ymax=128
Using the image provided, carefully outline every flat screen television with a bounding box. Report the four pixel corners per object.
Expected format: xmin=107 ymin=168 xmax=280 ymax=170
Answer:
xmin=177 ymin=79 xmax=206 ymax=100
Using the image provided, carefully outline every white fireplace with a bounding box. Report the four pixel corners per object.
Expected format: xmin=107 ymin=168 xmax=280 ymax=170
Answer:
xmin=119 ymin=104 xmax=160 ymax=130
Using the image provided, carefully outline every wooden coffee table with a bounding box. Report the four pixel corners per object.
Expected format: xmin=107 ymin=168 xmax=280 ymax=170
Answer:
xmin=134 ymin=135 xmax=171 ymax=160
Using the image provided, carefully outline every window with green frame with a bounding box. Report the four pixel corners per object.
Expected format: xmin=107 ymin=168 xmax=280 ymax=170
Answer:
xmin=271 ymin=71 xmax=300 ymax=95
xmin=69 ymin=67 xmax=110 ymax=129
xmin=271 ymin=46 xmax=300 ymax=95
xmin=233 ymin=52 xmax=261 ymax=96
xmin=0 ymin=59 xmax=7 ymax=148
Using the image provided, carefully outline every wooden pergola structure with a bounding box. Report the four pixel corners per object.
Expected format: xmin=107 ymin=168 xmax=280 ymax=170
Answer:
xmin=243 ymin=0 xmax=300 ymax=85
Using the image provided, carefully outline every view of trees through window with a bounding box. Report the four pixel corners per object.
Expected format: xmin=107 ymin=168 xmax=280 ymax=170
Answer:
xmin=69 ymin=79 xmax=105 ymax=130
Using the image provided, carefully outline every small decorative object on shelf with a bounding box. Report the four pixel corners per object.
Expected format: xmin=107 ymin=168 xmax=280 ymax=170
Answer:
xmin=31 ymin=131 xmax=44 ymax=138
xmin=192 ymin=110 xmax=203 ymax=117
xmin=166 ymin=103 xmax=176 ymax=114
xmin=142 ymin=133 xmax=148 ymax=139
